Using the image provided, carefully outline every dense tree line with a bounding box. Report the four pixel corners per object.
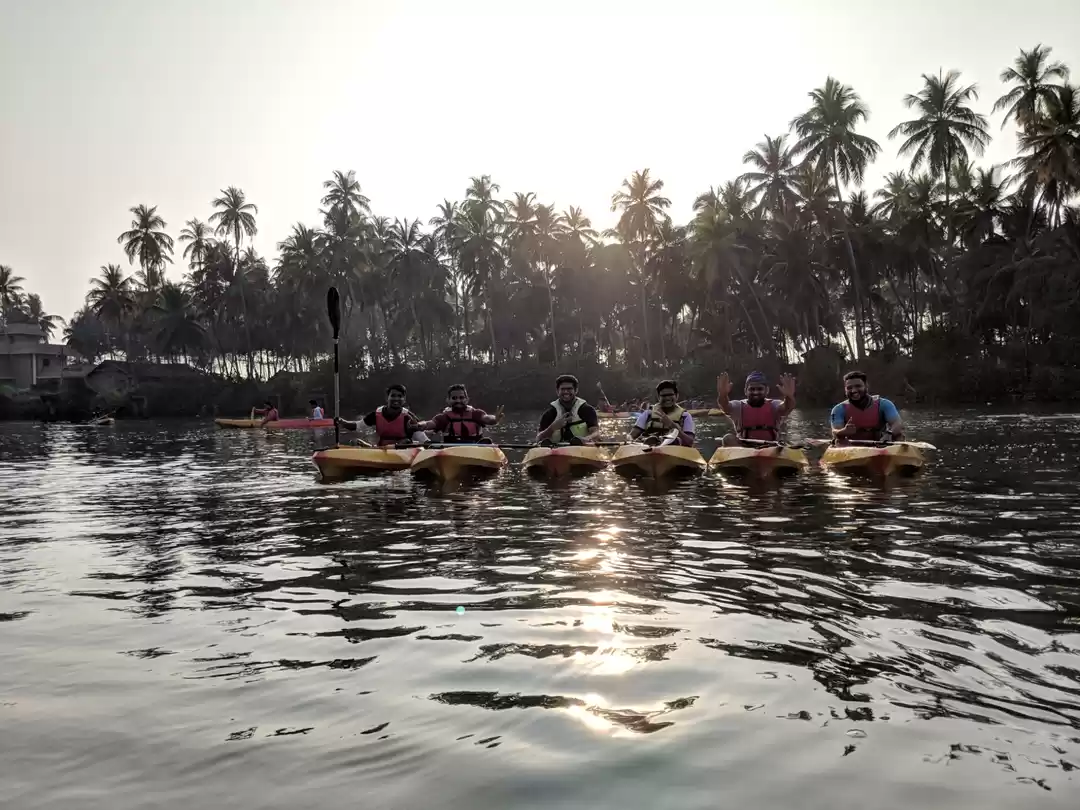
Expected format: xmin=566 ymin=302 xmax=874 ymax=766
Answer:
xmin=9 ymin=46 xmax=1080 ymax=392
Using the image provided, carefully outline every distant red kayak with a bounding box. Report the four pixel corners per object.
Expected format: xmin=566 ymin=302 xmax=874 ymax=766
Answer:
xmin=215 ymin=417 xmax=335 ymax=430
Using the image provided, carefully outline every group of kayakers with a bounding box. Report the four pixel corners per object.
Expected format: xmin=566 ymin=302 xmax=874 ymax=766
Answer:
xmin=254 ymin=368 xmax=905 ymax=448
xmin=713 ymin=368 xmax=902 ymax=444
xmin=332 ymin=383 xmax=505 ymax=447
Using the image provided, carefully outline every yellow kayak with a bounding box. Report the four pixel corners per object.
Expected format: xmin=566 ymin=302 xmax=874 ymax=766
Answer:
xmin=597 ymin=411 xmax=634 ymax=420
xmin=821 ymin=442 xmax=927 ymax=476
xmin=709 ymin=444 xmax=809 ymax=476
xmin=410 ymin=444 xmax=507 ymax=480
xmin=610 ymin=444 xmax=707 ymax=478
xmin=88 ymin=417 xmax=115 ymax=426
xmin=215 ymin=418 xmax=259 ymax=428
xmin=523 ymin=445 xmax=610 ymax=477
xmin=311 ymin=446 xmax=419 ymax=479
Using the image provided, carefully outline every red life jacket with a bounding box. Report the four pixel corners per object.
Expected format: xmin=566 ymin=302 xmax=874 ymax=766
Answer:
xmin=843 ymin=395 xmax=884 ymax=440
xmin=374 ymin=406 xmax=410 ymax=445
xmin=443 ymin=406 xmax=482 ymax=441
xmin=739 ymin=399 xmax=778 ymax=440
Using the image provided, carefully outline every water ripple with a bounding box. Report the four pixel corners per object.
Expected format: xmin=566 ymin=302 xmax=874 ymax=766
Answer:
xmin=1 ymin=412 xmax=1078 ymax=809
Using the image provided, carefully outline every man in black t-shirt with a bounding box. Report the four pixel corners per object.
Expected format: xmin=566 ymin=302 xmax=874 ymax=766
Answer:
xmin=536 ymin=375 xmax=600 ymax=445
xmin=335 ymin=384 xmax=427 ymax=446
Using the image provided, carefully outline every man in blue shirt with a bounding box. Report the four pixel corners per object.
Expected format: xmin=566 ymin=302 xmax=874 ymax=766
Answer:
xmin=830 ymin=370 xmax=904 ymax=442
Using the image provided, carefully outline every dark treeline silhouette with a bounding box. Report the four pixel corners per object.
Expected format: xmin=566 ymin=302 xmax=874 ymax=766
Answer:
xmin=8 ymin=45 xmax=1079 ymax=403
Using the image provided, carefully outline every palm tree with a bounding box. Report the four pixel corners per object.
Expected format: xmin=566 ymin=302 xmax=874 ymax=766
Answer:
xmin=118 ymin=204 xmax=174 ymax=290
xmin=889 ymin=69 xmax=990 ymax=245
xmin=993 ymin=45 xmax=1070 ymax=131
xmin=458 ymin=176 xmax=505 ymax=364
xmin=740 ymin=134 xmax=800 ymax=216
xmin=1013 ymin=84 xmax=1080 ymax=227
xmin=23 ymin=294 xmax=61 ymax=341
xmin=152 ymin=283 xmax=205 ymax=362
xmin=209 ymin=187 xmax=258 ymax=266
xmin=610 ymin=168 xmax=671 ymax=368
xmin=87 ymin=264 xmax=135 ymax=356
xmin=872 ymin=172 xmax=915 ymax=224
xmin=63 ymin=307 xmax=109 ymax=364
xmin=955 ymin=166 xmax=1008 ymax=246
xmin=209 ymin=187 xmax=258 ymax=375
xmin=790 ymin=77 xmax=881 ymax=360
xmin=0 ymin=264 xmax=25 ymax=320
xmin=558 ymin=206 xmax=599 ymax=356
xmin=321 ymin=170 xmax=371 ymax=222
xmin=429 ymin=199 xmax=464 ymax=358
xmin=454 ymin=198 xmax=504 ymax=365
xmin=178 ymin=218 xmax=214 ymax=272
xmin=533 ymin=203 xmax=566 ymax=362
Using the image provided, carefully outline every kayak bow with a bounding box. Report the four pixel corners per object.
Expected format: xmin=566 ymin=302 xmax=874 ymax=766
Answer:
xmin=410 ymin=444 xmax=508 ymax=481
xmin=709 ymin=444 xmax=809 ymax=477
xmin=312 ymin=446 xmax=419 ymax=479
xmin=821 ymin=442 xmax=927 ymax=476
xmin=523 ymin=445 xmax=610 ymax=477
xmin=610 ymin=444 xmax=707 ymax=478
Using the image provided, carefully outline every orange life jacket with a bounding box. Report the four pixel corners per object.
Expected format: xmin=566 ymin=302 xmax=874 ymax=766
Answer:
xmin=739 ymin=399 xmax=778 ymax=441
xmin=374 ymin=406 xmax=411 ymax=445
xmin=843 ymin=396 xmax=884 ymax=440
xmin=442 ymin=406 xmax=483 ymax=441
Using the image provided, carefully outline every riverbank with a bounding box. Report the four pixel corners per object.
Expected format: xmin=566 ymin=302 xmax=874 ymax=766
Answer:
xmin=3 ymin=347 xmax=1078 ymax=421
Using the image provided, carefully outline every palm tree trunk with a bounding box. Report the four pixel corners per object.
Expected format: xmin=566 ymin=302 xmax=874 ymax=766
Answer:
xmin=577 ymin=309 xmax=585 ymax=359
xmin=636 ymin=245 xmax=652 ymax=370
xmin=485 ymin=288 xmax=498 ymax=366
xmin=638 ymin=279 xmax=651 ymax=372
xmin=462 ymin=297 xmax=471 ymax=362
xmin=833 ymin=153 xmax=865 ymax=362
xmin=545 ymin=268 xmax=558 ymax=364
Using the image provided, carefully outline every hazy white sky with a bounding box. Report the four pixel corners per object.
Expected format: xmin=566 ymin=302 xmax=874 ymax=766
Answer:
xmin=2 ymin=0 xmax=1079 ymax=323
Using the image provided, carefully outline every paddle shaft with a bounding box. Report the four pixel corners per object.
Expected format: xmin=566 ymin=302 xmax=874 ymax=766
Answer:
xmin=391 ymin=441 xmax=630 ymax=450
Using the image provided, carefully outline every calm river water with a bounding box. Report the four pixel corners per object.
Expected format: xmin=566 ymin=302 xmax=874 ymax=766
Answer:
xmin=2 ymin=410 xmax=1079 ymax=809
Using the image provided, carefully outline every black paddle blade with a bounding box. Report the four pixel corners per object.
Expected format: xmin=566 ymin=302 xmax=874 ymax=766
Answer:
xmin=326 ymin=287 xmax=341 ymax=339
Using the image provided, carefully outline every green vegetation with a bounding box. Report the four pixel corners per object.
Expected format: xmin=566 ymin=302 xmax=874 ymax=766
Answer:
xmin=7 ymin=45 xmax=1080 ymax=406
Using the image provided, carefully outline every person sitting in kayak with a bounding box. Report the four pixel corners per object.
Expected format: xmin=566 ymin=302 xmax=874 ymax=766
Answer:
xmin=595 ymin=382 xmax=615 ymax=414
xmin=418 ymin=384 xmax=504 ymax=443
xmin=831 ymin=370 xmax=905 ymax=443
xmin=715 ymin=371 xmax=797 ymax=446
xmin=628 ymin=380 xmax=695 ymax=447
xmin=254 ymin=400 xmax=279 ymax=426
xmin=308 ymin=399 xmax=325 ymax=420
xmin=335 ymin=384 xmax=428 ymax=446
xmin=538 ymin=375 xmax=601 ymax=445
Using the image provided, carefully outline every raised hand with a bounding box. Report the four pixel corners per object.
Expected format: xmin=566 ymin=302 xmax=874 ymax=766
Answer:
xmin=494 ymin=405 xmax=505 ymax=423
xmin=659 ymin=411 xmax=676 ymax=430
xmin=716 ymin=372 xmax=732 ymax=399
xmin=777 ymin=373 xmax=796 ymax=399
xmin=839 ymin=419 xmax=857 ymax=437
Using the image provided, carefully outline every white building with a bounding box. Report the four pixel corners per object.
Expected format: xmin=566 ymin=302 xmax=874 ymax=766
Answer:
xmin=0 ymin=322 xmax=67 ymax=390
